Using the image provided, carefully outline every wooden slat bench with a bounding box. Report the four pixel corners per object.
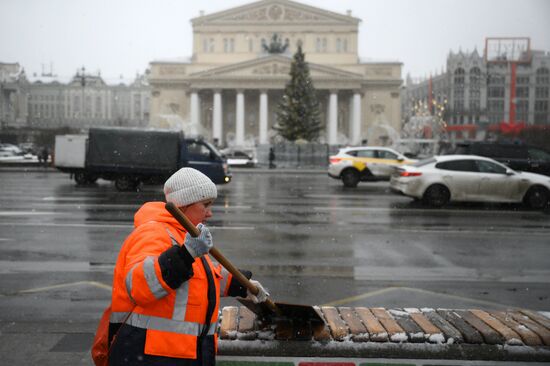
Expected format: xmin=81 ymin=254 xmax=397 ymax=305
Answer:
xmin=218 ymin=306 xmax=550 ymax=362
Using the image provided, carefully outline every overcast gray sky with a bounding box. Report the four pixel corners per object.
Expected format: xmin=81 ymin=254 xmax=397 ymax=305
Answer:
xmin=2 ymin=0 xmax=549 ymax=83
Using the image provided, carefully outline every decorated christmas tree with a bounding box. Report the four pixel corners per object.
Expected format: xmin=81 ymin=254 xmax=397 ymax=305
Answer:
xmin=275 ymin=43 xmax=322 ymax=142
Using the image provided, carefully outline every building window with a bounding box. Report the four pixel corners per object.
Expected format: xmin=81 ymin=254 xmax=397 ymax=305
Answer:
xmin=223 ymin=38 xmax=234 ymax=53
xmin=134 ymin=95 xmax=141 ymax=119
xmin=536 ymin=87 xmax=549 ymax=99
xmin=488 ymin=74 xmax=505 ymax=85
xmin=85 ymin=96 xmax=92 ymax=117
xmin=453 ymin=99 xmax=464 ymax=111
xmin=74 ymin=96 xmax=80 ymax=115
xmin=248 ymin=38 xmax=253 ymax=52
xmin=516 ymin=99 xmax=529 ymax=122
xmin=535 ymin=68 xmax=549 ymax=124
xmin=209 ymin=38 xmax=215 ymax=52
xmin=316 ymin=37 xmax=327 ymax=52
xmin=469 ymin=68 xmax=481 ymax=115
xmin=469 ymin=67 xmax=481 ymax=86
xmin=454 ymin=68 xmax=465 ymax=85
xmin=470 ymin=89 xmax=481 ymax=99
xmin=535 ymin=100 xmax=549 ymax=124
xmin=488 ymin=87 xmax=504 ymax=98
xmin=536 ymin=67 xmax=549 ymax=84
xmin=96 ymin=96 xmax=102 ymax=116
xmin=335 ymin=38 xmax=348 ymax=53
xmin=516 ymin=86 xmax=529 ymax=98
xmin=516 ymin=76 xmax=530 ymax=85
xmin=488 ymin=100 xmax=504 ymax=123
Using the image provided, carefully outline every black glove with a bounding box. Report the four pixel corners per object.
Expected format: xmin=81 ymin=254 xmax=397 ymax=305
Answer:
xmin=227 ymin=269 xmax=251 ymax=298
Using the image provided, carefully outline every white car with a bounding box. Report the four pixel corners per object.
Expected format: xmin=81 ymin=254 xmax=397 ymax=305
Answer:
xmin=328 ymin=146 xmax=417 ymax=187
xmin=390 ymin=154 xmax=550 ymax=209
xmin=221 ymin=149 xmax=257 ymax=167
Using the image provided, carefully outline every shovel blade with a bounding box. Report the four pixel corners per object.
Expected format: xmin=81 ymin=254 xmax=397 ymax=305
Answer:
xmin=237 ymin=298 xmax=324 ymax=326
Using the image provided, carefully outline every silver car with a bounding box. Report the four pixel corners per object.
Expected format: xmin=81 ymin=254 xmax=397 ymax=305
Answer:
xmin=390 ymin=155 xmax=550 ymax=209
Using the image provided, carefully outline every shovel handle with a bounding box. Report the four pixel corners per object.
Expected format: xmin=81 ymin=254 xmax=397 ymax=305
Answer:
xmin=165 ymin=202 xmax=282 ymax=315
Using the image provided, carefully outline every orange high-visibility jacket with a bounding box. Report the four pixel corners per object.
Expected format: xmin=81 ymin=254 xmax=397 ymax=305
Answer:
xmin=109 ymin=202 xmax=238 ymax=359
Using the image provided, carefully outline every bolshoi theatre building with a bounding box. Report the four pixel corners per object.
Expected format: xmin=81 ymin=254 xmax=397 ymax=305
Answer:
xmin=148 ymin=0 xmax=402 ymax=147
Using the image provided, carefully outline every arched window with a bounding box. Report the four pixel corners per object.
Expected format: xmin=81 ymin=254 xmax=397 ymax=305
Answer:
xmin=454 ymin=68 xmax=465 ymax=85
xmin=469 ymin=67 xmax=481 ymax=86
xmin=469 ymin=68 xmax=481 ymax=113
xmin=453 ymin=68 xmax=465 ymax=113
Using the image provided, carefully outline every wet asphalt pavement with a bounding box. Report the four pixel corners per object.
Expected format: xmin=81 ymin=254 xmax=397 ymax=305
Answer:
xmin=0 ymin=167 xmax=549 ymax=364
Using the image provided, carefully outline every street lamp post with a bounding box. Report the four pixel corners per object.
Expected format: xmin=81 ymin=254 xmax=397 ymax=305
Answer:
xmin=80 ymin=67 xmax=86 ymax=124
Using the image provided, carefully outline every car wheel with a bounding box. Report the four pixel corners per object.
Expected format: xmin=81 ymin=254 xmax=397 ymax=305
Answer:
xmin=423 ymin=184 xmax=450 ymax=207
xmin=524 ymin=186 xmax=549 ymax=210
xmin=341 ymin=169 xmax=360 ymax=188
xmin=115 ymin=175 xmax=138 ymax=191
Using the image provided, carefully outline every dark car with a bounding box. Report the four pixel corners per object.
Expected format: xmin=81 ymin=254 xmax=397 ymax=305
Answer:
xmin=453 ymin=142 xmax=550 ymax=176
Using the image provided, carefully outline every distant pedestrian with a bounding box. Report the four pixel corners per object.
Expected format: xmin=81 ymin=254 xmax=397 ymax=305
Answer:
xmin=269 ymin=147 xmax=276 ymax=169
xmin=40 ymin=147 xmax=49 ymax=167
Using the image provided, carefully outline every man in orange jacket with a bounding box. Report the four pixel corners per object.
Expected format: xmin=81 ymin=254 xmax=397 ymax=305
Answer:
xmin=108 ymin=167 xmax=268 ymax=365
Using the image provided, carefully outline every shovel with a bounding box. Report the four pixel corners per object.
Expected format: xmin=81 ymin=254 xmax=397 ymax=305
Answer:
xmin=165 ymin=202 xmax=324 ymax=327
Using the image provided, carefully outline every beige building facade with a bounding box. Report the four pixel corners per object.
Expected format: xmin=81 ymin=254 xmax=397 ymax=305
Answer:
xmin=149 ymin=0 xmax=402 ymax=147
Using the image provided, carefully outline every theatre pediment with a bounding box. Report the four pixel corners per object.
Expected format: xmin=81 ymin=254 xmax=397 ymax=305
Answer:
xmin=188 ymin=55 xmax=362 ymax=81
xmin=191 ymin=0 xmax=359 ymax=25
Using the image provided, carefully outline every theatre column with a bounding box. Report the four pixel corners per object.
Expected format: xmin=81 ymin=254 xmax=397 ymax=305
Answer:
xmin=351 ymin=91 xmax=362 ymax=145
xmin=259 ymin=90 xmax=268 ymax=144
xmin=235 ymin=90 xmax=245 ymax=146
xmin=328 ymin=91 xmax=338 ymax=145
xmin=190 ymin=90 xmax=200 ymax=126
xmin=212 ymin=90 xmax=222 ymax=145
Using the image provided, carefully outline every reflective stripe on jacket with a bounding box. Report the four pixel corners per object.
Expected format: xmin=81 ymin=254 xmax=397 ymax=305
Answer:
xmin=109 ymin=202 xmax=231 ymax=360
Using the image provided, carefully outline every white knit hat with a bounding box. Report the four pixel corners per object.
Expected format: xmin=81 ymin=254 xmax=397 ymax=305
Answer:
xmin=164 ymin=167 xmax=217 ymax=207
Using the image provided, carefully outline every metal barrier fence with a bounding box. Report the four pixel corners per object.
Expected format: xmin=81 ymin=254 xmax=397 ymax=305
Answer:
xmin=257 ymin=143 xmax=340 ymax=168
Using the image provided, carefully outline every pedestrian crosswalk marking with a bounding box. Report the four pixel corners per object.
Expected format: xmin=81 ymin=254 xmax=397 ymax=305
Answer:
xmin=19 ymin=280 xmax=111 ymax=294
xmin=322 ymin=286 xmax=513 ymax=309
